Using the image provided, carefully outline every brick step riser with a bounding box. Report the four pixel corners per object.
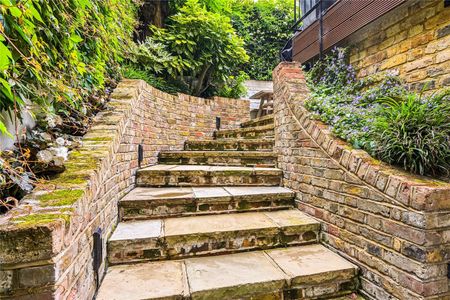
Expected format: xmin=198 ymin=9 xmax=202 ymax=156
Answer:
xmin=121 ymin=206 xmax=294 ymax=221
xmin=108 ymin=227 xmax=320 ymax=265
xmin=120 ymin=196 xmax=295 ymax=220
xmin=136 ymin=173 xmax=282 ymax=187
xmin=184 ymin=142 xmax=273 ymax=151
xmin=215 ymin=130 xmax=274 ymax=139
xmin=240 ymin=119 xmax=274 ymax=128
xmin=284 ymin=277 xmax=359 ymax=300
xmin=158 ymin=156 xmax=277 ymax=167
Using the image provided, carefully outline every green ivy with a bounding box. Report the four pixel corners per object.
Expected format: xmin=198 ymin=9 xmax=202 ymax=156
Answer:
xmin=0 ymin=0 xmax=139 ymax=135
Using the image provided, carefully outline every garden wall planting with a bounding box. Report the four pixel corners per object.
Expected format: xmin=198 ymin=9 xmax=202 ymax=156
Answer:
xmin=348 ymin=0 xmax=449 ymax=91
xmin=274 ymin=62 xmax=450 ymax=300
xmin=0 ymin=80 xmax=249 ymax=299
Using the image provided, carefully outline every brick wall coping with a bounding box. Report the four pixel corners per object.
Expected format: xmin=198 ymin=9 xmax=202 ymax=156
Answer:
xmin=274 ymin=62 xmax=450 ymax=213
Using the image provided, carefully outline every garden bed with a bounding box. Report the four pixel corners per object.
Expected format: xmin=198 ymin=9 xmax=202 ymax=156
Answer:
xmin=304 ymin=48 xmax=450 ymax=179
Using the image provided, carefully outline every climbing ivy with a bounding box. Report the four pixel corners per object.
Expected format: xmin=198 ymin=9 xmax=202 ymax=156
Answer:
xmin=0 ymin=0 xmax=139 ymax=135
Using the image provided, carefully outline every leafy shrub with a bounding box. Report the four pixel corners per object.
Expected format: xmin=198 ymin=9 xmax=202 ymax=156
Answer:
xmin=122 ymin=64 xmax=182 ymax=95
xmin=168 ymin=0 xmax=293 ymax=81
xmin=370 ymin=91 xmax=450 ymax=176
xmin=144 ymin=0 xmax=248 ymax=97
xmin=0 ymin=0 xmax=139 ymax=135
xmin=229 ymin=0 xmax=293 ymax=80
xmin=215 ymin=72 xmax=249 ymax=99
xmin=305 ymin=48 xmax=450 ymax=176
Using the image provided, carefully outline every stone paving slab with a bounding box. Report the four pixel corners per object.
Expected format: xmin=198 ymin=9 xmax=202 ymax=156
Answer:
xmin=186 ymin=251 xmax=287 ymax=299
xmin=158 ymin=151 xmax=277 ymax=167
xmin=98 ymin=245 xmax=358 ymax=300
xmin=164 ymin=211 xmax=276 ymax=236
xmin=97 ymin=260 xmax=187 ymax=300
xmin=136 ymin=165 xmax=283 ymax=187
xmin=122 ymin=187 xmax=194 ymax=201
xmin=110 ymin=219 xmax=162 ymax=241
xmin=224 ymin=186 xmax=293 ymax=196
xmin=120 ymin=186 xmax=295 ymax=220
xmin=266 ymin=244 xmax=358 ymax=285
xmin=159 ymin=151 xmax=277 ymax=157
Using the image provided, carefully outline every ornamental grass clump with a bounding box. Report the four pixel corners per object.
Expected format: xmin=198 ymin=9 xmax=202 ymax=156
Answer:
xmin=370 ymin=90 xmax=450 ymax=176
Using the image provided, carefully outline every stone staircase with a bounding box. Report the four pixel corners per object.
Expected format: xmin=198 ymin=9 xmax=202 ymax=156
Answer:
xmin=97 ymin=115 xmax=359 ymax=300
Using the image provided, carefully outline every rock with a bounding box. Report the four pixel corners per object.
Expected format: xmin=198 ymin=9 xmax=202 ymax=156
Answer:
xmin=49 ymin=147 xmax=69 ymax=161
xmin=55 ymin=137 xmax=65 ymax=146
xmin=36 ymin=150 xmax=53 ymax=164
xmin=40 ymin=132 xmax=53 ymax=142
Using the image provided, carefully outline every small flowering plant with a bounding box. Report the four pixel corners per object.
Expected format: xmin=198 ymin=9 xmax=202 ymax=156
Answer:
xmin=304 ymin=47 xmax=450 ymax=176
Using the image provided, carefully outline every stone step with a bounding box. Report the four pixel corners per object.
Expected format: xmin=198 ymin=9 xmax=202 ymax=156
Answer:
xmin=240 ymin=115 xmax=274 ymax=128
xmin=215 ymin=124 xmax=274 ymax=139
xmin=98 ymin=244 xmax=359 ymax=300
xmin=158 ymin=151 xmax=277 ymax=167
xmin=184 ymin=139 xmax=274 ymax=151
xmin=108 ymin=209 xmax=320 ymax=264
xmin=136 ymin=165 xmax=282 ymax=187
xmin=120 ymin=186 xmax=295 ymax=220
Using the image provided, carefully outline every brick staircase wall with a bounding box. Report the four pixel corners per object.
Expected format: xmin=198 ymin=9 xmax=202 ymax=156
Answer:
xmin=273 ymin=62 xmax=450 ymax=300
xmin=0 ymin=80 xmax=249 ymax=300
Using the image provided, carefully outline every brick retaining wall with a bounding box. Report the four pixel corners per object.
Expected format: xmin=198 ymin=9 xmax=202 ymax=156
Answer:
xmin=0 ymin=79 xmax=249 ymax=299
xmin=347 ymin=0 xmax=449 ymax=92
xmin=273 ymin=62 xmax=450 ymax=300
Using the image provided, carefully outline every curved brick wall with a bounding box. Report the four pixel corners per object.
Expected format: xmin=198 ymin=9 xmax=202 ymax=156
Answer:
xmin=273 ymin=62 xmax=450 ymax=300
xmin=0 ymin=79 xmax=249 ymax=299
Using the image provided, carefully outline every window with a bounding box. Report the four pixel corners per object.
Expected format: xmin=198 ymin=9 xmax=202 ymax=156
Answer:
xmin=299 ymin=0 xmax=337 ymax=29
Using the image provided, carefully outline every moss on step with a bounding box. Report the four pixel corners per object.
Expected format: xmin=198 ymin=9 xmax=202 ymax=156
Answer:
xmin=14 ymin=213 xmax=71 ymax=228
xmin=83 ymin=136 xmax=113 ymax=142
xmin=38 ymin=189 xmax=84 ymax=207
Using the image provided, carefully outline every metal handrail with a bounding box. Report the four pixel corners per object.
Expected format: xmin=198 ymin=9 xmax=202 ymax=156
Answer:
xmin=291 ymin=0 xmax=322 ymax=31
xmin=280 ymin=0 xmax=325 ymax=62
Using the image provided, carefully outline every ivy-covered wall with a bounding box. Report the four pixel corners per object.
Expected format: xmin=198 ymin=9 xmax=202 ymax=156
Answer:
xmin=0 ymin=0 xmax=139 ymax=137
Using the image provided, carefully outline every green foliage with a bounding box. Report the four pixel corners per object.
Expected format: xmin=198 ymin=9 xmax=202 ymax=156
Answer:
xmin=216 ymin=72 xmax=249 ymax=99
xmin=305 ymin=48 xmax=450 ymax=177
xmin=142 ymin=0 xmax=249 ymax=97
xmin=229 ymin=0 xmax=293 ymax=80
xmin=370 ymin=90 xmax=450 ymax=176
xmin=168 ymin=0 xmax=293 ymax=81
xmin=122 ymin=64 xmax=181 ymax=95
xmin=0 ymin=0 xmax=139 ymax=135
xmin=169 ymin=0 xmax=231 ymax=14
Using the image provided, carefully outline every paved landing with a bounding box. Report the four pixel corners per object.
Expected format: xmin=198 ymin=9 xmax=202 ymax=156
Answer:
xmin=97 ymin=244 xmax=358 ymax=300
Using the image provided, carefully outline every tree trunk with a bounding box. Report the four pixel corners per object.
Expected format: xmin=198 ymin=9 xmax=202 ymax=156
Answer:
xmin=135 ymin=0 xmax=169 ymax=42
xmin=193 ymin=64 xmax=211 ymax=96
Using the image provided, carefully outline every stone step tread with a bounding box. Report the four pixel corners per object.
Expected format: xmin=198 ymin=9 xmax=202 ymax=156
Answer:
xmin=138 ymin=164 xmax=281 ymax=173
xmin=240 ymin=115 xmax=274 ymax=128
xmin=158 ymin=151 xmax=277 ymax=167
xmin=110 ymin=209 xmax=318 ymax=242
xmin=122 ymin=186 xmax=294 ymax=202
xmin=136 ymin=165 xmax=282 ymax=187
xmin=159 ymin=151 xmax=277 ymax=157
xmin=184 ymin=139 xmax=274 ymax=151
xmin=216 ymin=124 xmax=274 ymax=135
xmin=120 ymin=186 xmax=295 ymax=220
xmin=108 ymin=210 xmax=320 ymax=263
xmin=98 ymin=244 xmax=358 ymax=300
